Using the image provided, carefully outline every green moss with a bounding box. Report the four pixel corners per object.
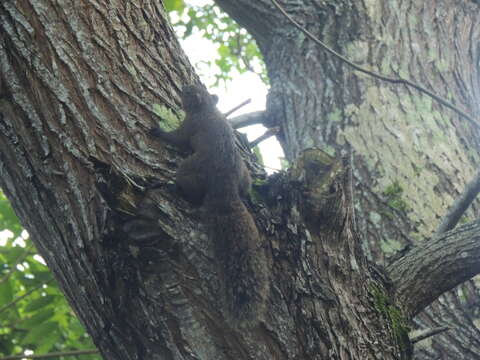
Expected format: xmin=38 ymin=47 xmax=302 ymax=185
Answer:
xmin=409 ymin=232 xmax=422 ymax=243
xmin=383 ymin=181 xmax=410 ymax=213
xmin=301 ymin=148 xmax=335 ymax=168
xmin=412 ymin=163 xmax=422 ymax=177
xmin=339 ymin=84 xmax=478 ymax=238
xmin=379 ymin=209 xmax=394 ymax=220
xmin=369 ymin=211 xmax=382 ymax=225
xmin=458 ymin=215 xmax=472 ymax=225
xmin=327 ymin=108 xmax=342 ymax=122
xmin=252 ymin=146 xmax=265 ymax=166
xmin=370 ymin=285 xmax=410 ymax=355
xmin=387 ymin=198 xmax=409 ymax=212
xmin=151 ymin=104 xmax=184 ymax=131
xmin=383 ymin=181 xmax=403 ymax=197
xmin=291 ymin=149 xmax=339 ymax=192
xmin=380 ymin=238 xmax=403 ymax=254
xmin=252 ymin=178 xmax=267 ymax=186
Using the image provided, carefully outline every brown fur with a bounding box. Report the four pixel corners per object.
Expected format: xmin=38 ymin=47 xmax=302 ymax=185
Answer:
xmin=150 ymin=85 xmax=267 ymax=319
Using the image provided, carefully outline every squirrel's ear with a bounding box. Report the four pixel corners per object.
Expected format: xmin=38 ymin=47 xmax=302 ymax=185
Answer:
xmin=211 ymin=94 xmax=219 ymax=105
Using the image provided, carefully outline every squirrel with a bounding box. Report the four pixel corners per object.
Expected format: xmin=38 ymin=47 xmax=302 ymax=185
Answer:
xmin=150 ymin=84 xmax=268 ymax=319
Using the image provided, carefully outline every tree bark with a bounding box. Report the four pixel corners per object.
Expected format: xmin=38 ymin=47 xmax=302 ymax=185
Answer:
xmin=0 ymin=0 xmax=197 ymax=357
xmin=1 ymin=0 xmax=480 ymax=359
xmin=216 ymin=0 xmax=480 ymax=358
xmin=388 ymin=220 xmax=480 ymax=317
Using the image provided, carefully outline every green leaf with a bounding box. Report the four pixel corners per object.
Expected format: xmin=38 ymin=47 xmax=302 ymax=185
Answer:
xmin=0 ymin=337 xmax=16 ymax=357
xmin=24 ymin=295 xmax=56 ymax=313
xmin=171 ymin=4 xmax=267 ymax=85
xmin=0 ymin=280 xmax=14 ymax=305
xmin=3 ymin=246 xmax=25 ymax=263
xmin=164 ymin=0 xmax=185 ymax=12
xmin=31 ymin=271 xmax=52 ymax=283
xmin=0 ymin=192 xmax=22 ymax=237
xmin=35 ymin=328 xmax=60 ymax=353
xmin=21 ymin=321 xmax=57 ymax=345
xmin=18 ymin=309 xmax=55 ymax=329
xmin=252 ymin=146 xmax=264 ymax=166
xmin=25 ymin=259 xmax=49 ymax=275
xmin=218 ymin=44 xmax=230 ymax=57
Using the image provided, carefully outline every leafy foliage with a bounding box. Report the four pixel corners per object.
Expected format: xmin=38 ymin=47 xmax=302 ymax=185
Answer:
xmin=164 ymin=0 xmax=186 ymax=12
xmin=168 ymin=1 xmax=267 ymax=86
xmin=0 ymin=192 xmax=99 ymax=359
xmin=0 ymin=192 xmax=22 ymax=238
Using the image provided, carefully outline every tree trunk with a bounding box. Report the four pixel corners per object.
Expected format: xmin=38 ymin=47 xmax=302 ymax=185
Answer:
xmin=216 ymin=0 xmax=480 ymax=358
xmin=1 ymin=0 xmax=480 ymax=359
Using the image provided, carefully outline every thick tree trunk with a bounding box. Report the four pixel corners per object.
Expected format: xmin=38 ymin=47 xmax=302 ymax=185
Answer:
xmin=216 ymin=0 xmax=480 ymax=358
xmin=1 ymin=0 xmax=480 ymax=359
xmin=0 ymin=0 xmax=197 ymax=358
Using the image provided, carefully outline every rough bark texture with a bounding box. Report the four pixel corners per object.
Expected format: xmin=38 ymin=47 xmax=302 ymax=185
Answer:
xmin=216 ymin=0 xmax=480 ymax=358
xmin=1 ymin=0 xmax=480 ymax=359
xmin=388 ymin=220 xmax=480 ymax=317
xmin=0 ymin=0 xmax=197 ymax=357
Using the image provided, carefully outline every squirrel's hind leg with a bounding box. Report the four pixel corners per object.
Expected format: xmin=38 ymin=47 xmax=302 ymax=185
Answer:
xmin=176 ymin=155 xmax=207 ymax=204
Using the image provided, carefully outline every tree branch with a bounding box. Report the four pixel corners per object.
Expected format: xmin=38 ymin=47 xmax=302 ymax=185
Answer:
xmin=0 ymin=243 xmax=33 ymax=285
xmin=410 ymin=326 xmax=450 ymax=344
xmin=434 ymin=169 xmax=480 ymax=236
xmin=229 ymin=110 xmax=266 ymax=129
xmin=224 ymin=98 xmax=251 ymax=117
xmin=0 ymin=278 xmax=53 ymax=316
xmin=249 ymin=126 xmax=279 ymax=148
xmin=214 ymin=0 xmax=276 ymax=42
xmin=269 ymin=0 xmax=480 ymax=128
xmin=387 ymin=220 xmax=480 ymax=317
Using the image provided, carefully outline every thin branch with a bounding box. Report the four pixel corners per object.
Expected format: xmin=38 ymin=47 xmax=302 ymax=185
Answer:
xmin=224 ymin=98 xmax=251 ymax=118
xmin=229 ymin=110 xmax=266 ymax=129
xmin=410 ymin=326 xmax=450 ymax=344
xmin=387 ymin=220 xmax=480 ymax=317
xmin=0 ymin=278 xmax=53 ymax=316
xmin=249 ymin=126 xmax=279 ymax=148
xmin=434 ymin=169 xmax=480 ymax=236
xmin=233 ymin=33 xmax=261 ymax=76
xmin=270 ymin=0 xmax=480 ymax=128
xmin=0 ymin=349 xmax=99 ymax=360
xmin=262 ymin=164 xmax=281 ymax=172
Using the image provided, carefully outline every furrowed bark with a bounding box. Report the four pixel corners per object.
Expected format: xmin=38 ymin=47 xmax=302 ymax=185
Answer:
xmin=388 ymin=220 xmax=480 ymax=317
xmin=0 ymin=0 xmax=196 ymax=358
xmin=216 ymin=0 xmax=480 ymax=358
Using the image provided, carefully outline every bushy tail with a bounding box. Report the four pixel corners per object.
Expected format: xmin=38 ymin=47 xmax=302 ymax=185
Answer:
xmin=206 ymin=195 xmax=268 ymax=320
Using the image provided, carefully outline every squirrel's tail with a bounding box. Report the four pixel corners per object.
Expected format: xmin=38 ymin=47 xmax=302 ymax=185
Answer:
xmin=206 ymin=194 xmax=269 ymax=321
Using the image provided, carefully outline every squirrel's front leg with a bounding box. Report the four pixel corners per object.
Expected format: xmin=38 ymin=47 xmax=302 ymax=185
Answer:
xmin=149 ymin=125 xmax=192 ymax=151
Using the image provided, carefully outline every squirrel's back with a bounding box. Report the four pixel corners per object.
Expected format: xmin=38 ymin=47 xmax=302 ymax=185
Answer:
xmin=151 ymin=84 xmax=268 ymax=319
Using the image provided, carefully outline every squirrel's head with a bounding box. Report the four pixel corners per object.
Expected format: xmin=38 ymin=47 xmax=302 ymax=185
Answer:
xmin=182 ymin=85 xmax=219 ymax=111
